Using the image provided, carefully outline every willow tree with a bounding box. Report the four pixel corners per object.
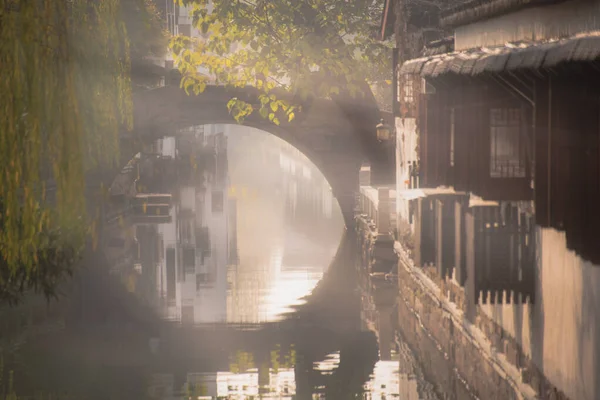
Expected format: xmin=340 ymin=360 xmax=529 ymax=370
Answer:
xmin=171 ymin=0 xmax=391 ymax=123
xmin=122 ymin=0 xmax=171 ymax=89
xmin=0 ymin=0 xmax=132 ymax=303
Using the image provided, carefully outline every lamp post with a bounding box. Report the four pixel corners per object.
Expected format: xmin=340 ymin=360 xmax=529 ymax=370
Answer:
xmin=376 ymin=119 xmax=392 ymax=142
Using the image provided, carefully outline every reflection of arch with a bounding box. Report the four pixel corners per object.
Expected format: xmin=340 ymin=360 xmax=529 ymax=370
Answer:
xmin=151 ymin=231 xmax=367 ymax=395
xmin=67 ymin=230 xmax=367 ymax=397
xmin=131 ymin=85 xmax=382 ymax=225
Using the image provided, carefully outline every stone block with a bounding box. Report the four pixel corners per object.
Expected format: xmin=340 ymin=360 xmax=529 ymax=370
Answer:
xmin=503 ymin=339 xmax=520 ymax=368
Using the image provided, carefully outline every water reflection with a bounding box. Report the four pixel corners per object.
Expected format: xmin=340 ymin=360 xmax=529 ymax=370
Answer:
xmin=21 ymin=121 xmax=598 ymax=399
xmin=0 ymin=124 xmax=442 ymax=399
xmin=0 ymin=123 xmax=470 ymax=400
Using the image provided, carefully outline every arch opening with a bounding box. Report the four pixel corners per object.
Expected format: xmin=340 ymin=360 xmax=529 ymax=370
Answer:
xmin=131 ymin=85 xmax=366 ymax=227
xmin=221 ymin=124 xmax=346 ymax=322
xmin=116 ymin=122 xmax=348 ymax=324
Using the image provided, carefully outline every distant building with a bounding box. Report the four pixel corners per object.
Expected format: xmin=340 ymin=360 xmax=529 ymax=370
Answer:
xmin=154 ymin=127 xmax=231 ymax=324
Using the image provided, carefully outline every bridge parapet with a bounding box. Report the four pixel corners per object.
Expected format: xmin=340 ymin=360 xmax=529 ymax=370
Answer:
xmin=131 ymin=83 xmax=390 ymax=226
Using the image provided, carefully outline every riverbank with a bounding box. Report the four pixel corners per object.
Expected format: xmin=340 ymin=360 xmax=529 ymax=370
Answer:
xmin=393 ymin=239 xmax=539 ymax=400
xmin=355 ymin=207 xmax=550 ymax=400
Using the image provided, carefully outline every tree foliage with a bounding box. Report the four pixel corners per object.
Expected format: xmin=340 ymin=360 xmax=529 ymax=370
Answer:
xmin=122 ymin=0 xmax=170 ymax=62
xmin=0 ymin=206 xmax=79 ymax=306
xmin=122 ymin=0 xmax=171 ymax=89
xmin=171 ymin=0 xmax=392 ymax=123
xmin=0 ymin=0 xmax=132 ymax=303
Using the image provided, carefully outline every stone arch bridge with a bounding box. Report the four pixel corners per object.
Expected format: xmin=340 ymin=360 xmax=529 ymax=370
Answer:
xmin=130 ymin=82 xmax=392 ymax=226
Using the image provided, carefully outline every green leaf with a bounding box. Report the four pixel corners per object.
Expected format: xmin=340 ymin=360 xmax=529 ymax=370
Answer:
xmin=259 ymin=107 xmax=268 ymax=119
xmin=288 ymin=112 xmax=295 ymax=122
xmin=268 ymin=113 xmax=275 ymax=122
xmin=270 ymin=102 xmax=279 ymax=112
xmin=201 ymin=21 xmax=210 ymax=34
xmin=227 ymin=98 xmax=238 ymax=112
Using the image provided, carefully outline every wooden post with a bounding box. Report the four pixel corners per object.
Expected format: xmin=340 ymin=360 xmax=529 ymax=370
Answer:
xmin=414 ymin=198 xmax=423 ymax=268
xmin=534 ymin=77 xmax=550 ymax=226
xmin=465 ymin=210 xmax=476 ymax=321
xmin=454 ymin=199 xmax=466 ymax=286
xmin=435 ymin=198 xmax=443 ymax=277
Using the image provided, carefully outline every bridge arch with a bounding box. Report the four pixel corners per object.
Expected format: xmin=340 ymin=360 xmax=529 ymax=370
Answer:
xmin=132 ymin=85 xmax=376 ymax=225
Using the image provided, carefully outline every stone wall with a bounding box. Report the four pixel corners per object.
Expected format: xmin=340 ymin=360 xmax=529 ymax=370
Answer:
xmin=397 ymin=249 xmax=572 ymax=400
xmin=355 ymin=187 xmax=569 ymax=399
xmin=396 ymin=260 xmax=521 ymax=399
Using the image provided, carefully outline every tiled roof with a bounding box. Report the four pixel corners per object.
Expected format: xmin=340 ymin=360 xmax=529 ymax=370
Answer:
xmin=401 ymin=32 xmax=600 ymax=77
xmin=440 ymin=0 xmax=569 ymax=28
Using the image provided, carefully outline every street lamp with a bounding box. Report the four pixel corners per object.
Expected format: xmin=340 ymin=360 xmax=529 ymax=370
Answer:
xmin=376 ymin=119 xmax=391 ymax=141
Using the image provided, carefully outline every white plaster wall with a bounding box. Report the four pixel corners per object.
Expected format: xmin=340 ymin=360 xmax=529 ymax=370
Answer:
xmin=180 ymin=186 xmax=196 ymax=213
xmin=395 ymin=117 xmax=418 ymax=233
xmin=479 ymin=227 xmax=600 ymax=400
xmin=194 ymin=175 xmax=229 ymax=323
xmin=455 ymin=0 xmax=600 ymax=50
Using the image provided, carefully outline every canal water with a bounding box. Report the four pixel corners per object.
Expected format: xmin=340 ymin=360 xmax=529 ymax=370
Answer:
xmin=0 ymin=125 xmax=442 ymax=399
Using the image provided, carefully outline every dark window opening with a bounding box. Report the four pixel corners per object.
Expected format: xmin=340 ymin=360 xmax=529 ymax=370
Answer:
xmin=166 ymin=248 xmax=176 ymax=300
xmin=212 ymin=191 xmax=224 ymax=213
xmin=196 ymin=273 xmax=215 ymax=290
xmin=182 ymin=247 xmax=195 ymax=272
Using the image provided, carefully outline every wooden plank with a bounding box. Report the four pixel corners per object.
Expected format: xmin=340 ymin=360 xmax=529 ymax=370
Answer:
xmin=455 ymin=200 xmax=467 ymax=286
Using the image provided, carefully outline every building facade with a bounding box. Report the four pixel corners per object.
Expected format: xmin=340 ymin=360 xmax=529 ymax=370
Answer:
xmin=381 ymin=1 xmax=600 ymax=399
xmin=154 ymin=125 xmax=234 ymax=324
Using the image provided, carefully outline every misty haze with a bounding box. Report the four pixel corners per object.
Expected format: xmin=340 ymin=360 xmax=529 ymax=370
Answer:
xmin=1 ymin=0 xmax=600 ymax=399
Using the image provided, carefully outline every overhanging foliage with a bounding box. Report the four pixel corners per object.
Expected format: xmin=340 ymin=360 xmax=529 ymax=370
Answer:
xmin=171 ymin=0 xmax=393 ymax=124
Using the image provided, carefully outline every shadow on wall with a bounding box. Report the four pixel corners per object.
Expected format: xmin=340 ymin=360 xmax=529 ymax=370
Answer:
xmin=481 ymin=228 xmax=600 ymax=400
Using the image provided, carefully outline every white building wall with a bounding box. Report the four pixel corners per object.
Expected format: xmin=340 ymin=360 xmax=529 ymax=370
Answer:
xmin=180 ymin=186 xmax=196 ymax=212
xmin=193 ymin=143 xmax=229 ymax=324
xmin=158 ymin=213 xmax=180 ymax=320
xmin=479 ymin=227 xmax=600 ymax=400
xmin=395 ymin=117 xmax=418 ymax=233
xmin=454 ymin=0 xmax=600 ymax=50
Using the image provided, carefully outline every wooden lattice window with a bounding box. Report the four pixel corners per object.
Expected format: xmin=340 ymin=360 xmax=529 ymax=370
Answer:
xmin=403 ymin=74 xmax=415 ymax=105
xmin=397 ymin=72 xmax=418 ymax=117
xmin=490 ymin=108 xmax=527 ymax=178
